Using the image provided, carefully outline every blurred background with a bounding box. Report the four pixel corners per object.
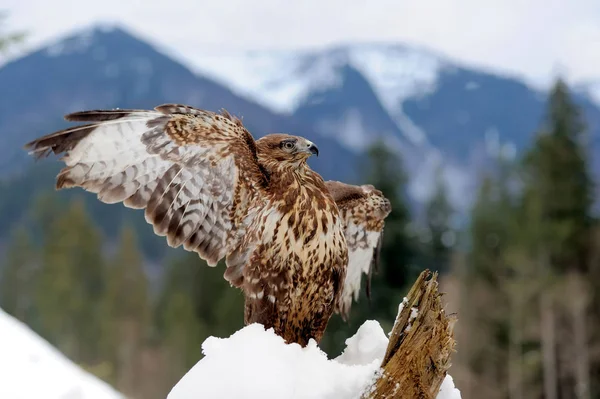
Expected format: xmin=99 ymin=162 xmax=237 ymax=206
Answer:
xmin=0 ymin=1 xmax=599 ymax=398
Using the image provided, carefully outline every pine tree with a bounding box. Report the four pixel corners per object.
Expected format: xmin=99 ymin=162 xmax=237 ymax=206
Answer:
xmin=523 ymin=79 xmax=593 ymax=273
xmin=156 ymin=253 xmax=209 ymax=388
xmin=0 ymin=226 xmax=37 ymax=324
xmin=465 ymin=174 xmax=514 ymax=397
xmin=35 ymin=197 xmax=106 ymax=364
xmin=422 ymin=166 xmax=454 ymax=273
xmin=454 ymin=158 xmax=548 ymax=398
xmin=101 ymin=225 xmax=151 ymax=393
xmin=470 ymin=175 xmax=513 ymax=284
xmin=521 ymin=78 xmax=594 ymax=399
xmin=29 ymin=190 xmax=65 ymax=238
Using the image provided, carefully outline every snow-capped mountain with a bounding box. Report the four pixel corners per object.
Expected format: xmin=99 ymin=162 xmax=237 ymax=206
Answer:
xmin=0 ymin=307 xmax=122 ymax=399
xmin=190 ymin=45 xmax=441 ymax=131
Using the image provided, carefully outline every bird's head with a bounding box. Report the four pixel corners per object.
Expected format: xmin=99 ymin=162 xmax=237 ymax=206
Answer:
xmin=256 ymin=134 xmax=319 ymax=171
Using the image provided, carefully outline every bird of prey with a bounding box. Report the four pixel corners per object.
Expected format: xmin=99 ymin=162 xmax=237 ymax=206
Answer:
xmin=24 ymin=104 xmax=391 ymax=346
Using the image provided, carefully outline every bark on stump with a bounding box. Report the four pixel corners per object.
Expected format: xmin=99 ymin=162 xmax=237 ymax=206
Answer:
xmin=362 ymin=270 xmax=457 ymax=399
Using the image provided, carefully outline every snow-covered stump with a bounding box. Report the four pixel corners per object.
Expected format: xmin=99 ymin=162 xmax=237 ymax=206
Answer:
xmin=362 ymin=270 xmax=457 ymax=399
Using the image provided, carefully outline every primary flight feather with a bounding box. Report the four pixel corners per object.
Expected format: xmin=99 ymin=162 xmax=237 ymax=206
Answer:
xmin=24 ymin=104 xmax=391 ymax=346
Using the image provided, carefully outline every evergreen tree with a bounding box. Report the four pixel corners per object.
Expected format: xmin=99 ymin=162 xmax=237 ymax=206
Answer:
xmin=35 ymin=197 xmax=106 ymax=364
xmin=156 ymin=253 xmax=209 ymax=387
xmin=523 ymin=79 xmax=593 ymax=273
xmin=470 ymin=175 xmax=513 ymax=284
xmin=422 ymin=166 xmax=454 ymax=273
xmin=454 ymin=79 xmax=596 ymax=399
xmin=102 ymin=225 xmax=151 ymax=393
xmin=0 ymin=226 xmax=37 ymax=324
xmin=521 ymin=78 xmax=594 ymax=399
xmin=460 ymin=168 xmax=534 ymax=398
xmin=29 ymin=190 xmax=66 ymax=240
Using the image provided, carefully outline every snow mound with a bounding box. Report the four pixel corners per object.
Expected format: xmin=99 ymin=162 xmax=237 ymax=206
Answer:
xmin=335 ymin=320 xmax=388 ymax=366
xmin=168 ymin=320 xmax=461 ymax=399
xmin=0 ymin=307 xmax=122 ymax=399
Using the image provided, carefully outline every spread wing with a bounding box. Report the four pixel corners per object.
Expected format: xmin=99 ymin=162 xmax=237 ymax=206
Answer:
xmin=24 ymin=104 xmax=268 ymax=268
xmin=325 ymin=180 xmax=392 ymax=320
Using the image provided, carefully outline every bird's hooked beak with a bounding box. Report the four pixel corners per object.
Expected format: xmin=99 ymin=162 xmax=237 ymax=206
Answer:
xmin=302 ymin=140 xmax=319 ymax=157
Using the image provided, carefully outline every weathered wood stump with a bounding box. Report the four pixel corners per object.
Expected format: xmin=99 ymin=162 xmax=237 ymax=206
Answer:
xmin=362 ymin=270 xmax=457 ymax=399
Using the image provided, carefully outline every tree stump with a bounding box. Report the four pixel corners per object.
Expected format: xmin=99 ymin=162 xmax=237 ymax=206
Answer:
xmin=362 ymin=270 xmax=457 ymax=399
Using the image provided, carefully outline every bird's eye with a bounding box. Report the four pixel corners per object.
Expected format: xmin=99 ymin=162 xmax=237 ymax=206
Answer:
xmin=283 ymin=141 xmax=294 ymax=149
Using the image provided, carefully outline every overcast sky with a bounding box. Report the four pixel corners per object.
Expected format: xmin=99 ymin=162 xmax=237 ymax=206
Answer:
xmin=3 ymin=0 xmax=600 ymax=86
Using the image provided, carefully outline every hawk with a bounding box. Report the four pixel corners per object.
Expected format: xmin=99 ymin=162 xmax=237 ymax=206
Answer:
xmin=24 ymin=104 xmax=391 ymax=346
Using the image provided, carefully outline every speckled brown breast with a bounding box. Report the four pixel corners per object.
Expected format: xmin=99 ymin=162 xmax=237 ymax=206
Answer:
xmin=242 ymin=170 xmax=348 ymax=346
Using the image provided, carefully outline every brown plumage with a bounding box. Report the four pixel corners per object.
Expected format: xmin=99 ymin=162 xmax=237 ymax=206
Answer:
xmin=325 ymin=181 xmax=391 ymax=319
xmin=24 ymin=104 xmax=391 ymax=346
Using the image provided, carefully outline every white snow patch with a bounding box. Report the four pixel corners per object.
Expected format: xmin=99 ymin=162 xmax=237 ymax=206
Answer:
xmin=390 ymin=105 xmax=429 ymax=145
xmin=190 ymin=44 xmax=442 ymax=125
xmin=0 ymin=307 xmax=122 ymax=399
xmin=579 ymin=81 xmax=600 ymax=107
xmin=315 ymin=108 xmax=372 ymax=151
xmin=167 ymin=323 xmax=380 ymax=399
xmin=168 ymin=320 xmax=461 ymax=399
xmin=46 ymin=32 xmax=94 ymax=57
xmin=438 ymin=375 xmax=462 ymax=399
xmin=406 ymin=149 xmax=473 ymax=212
xmin=484 ymin=127 xmax=501 ymax=157
xmin=501 ymin=142 xmax=517 ymax=160
xmin=405 ymin=306 xmax=419 ymax=332
xmin=392 ymin=297 xmax=409 ymax=335
xmin=45 ymin=24 xmax=118 ymax=57
xmin=465 ymin=81 xmax=480 ymax=90
xmin=335 ymin=320 xmax=388 ymax=366
xmin=346 ymin=45 xmax=441 ymax=145
xmin=347 ymin=45 xmax=441 ymax=109
xmin=590 ymin=86 xmax=600 ymax=106
xmin=189 ymin=50 xmax=344 ymax=114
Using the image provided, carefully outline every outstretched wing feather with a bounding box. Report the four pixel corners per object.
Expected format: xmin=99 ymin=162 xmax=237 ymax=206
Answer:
xmin=24 ymin=104 xmax=267 ymax=267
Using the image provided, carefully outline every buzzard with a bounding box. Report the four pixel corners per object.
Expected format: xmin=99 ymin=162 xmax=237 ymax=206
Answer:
xmin=24 ymin=104 xmax=391 ymax=346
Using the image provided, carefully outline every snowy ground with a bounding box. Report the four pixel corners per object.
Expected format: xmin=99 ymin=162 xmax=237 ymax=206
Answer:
xmin=0 ymin=308 xmax=122 ymax=399
xmin=168 ymin=320 xmax=461 ymax=399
